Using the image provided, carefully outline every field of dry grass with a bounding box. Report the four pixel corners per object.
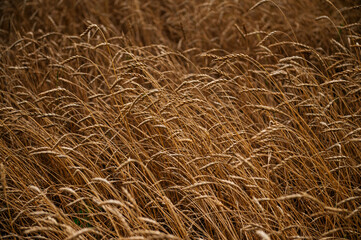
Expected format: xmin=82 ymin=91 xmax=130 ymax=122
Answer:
xmin=1 ymin=0 xmax=360 ymax=239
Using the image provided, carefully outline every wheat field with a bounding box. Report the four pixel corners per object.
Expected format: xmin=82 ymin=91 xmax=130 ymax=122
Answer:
xmin=0 ymin=0 xmax=360 ymax=239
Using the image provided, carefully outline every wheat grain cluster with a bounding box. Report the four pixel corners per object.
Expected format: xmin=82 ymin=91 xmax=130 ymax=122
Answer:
xmin=0 ymin=0 xmax=360 ymax=239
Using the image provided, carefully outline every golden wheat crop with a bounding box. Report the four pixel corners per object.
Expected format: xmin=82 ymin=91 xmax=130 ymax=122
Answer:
xmin=1 ymin=0 xmax=360 ymax=239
